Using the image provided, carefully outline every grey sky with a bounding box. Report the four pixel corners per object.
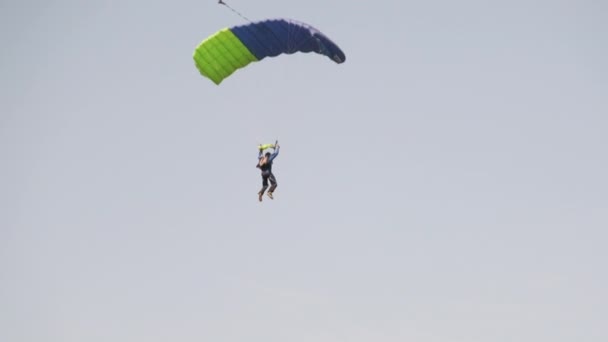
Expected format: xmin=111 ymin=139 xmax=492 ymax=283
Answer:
xmin=2 ymin=0 xmax=607 ymax=341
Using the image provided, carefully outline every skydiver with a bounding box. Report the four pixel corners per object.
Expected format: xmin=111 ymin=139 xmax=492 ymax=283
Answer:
xmin=256 ymin=143 xmax=280 ymax=202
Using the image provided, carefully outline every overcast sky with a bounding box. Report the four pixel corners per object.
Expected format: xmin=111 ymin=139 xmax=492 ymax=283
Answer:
xmin=1 ymin=0 xmax=607 ymax=341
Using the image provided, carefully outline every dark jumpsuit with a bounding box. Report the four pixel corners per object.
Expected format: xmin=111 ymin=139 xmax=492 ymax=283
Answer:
xmin=257 ymin=146 xmax=279 ymax=194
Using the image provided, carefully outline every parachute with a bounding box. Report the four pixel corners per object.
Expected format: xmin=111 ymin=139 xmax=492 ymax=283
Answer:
xmin=258 ymin=143 xmax=276 ymax=151
xmin=193 ymin=18 xmax=346 ymax=84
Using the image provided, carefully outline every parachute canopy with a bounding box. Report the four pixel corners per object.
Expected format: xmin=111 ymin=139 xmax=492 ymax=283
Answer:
xmin=193 ymin=18 xmax=346 ymax=85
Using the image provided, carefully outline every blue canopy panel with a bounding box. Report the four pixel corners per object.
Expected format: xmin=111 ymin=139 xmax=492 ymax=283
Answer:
xmin=229 ymin=18 xmax=346 ymax=64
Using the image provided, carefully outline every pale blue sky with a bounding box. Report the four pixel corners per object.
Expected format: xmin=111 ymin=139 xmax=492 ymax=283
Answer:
xmin=2 ymin=1 xmax=607 ymax=341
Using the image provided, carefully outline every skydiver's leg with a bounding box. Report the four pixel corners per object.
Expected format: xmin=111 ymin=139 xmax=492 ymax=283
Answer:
xmin=267 ymin=173 xmax=277 ymax=198
xmin=258 ymin=174 xmax=269 ymax=201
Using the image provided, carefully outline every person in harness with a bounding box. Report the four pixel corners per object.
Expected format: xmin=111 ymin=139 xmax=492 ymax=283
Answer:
xmin=256 ymin=142 xmax=280 ymax=201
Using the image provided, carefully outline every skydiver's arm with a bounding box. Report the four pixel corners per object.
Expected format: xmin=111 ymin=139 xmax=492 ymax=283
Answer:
xmin=268 ymin=146 xmax=279 ymax=162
